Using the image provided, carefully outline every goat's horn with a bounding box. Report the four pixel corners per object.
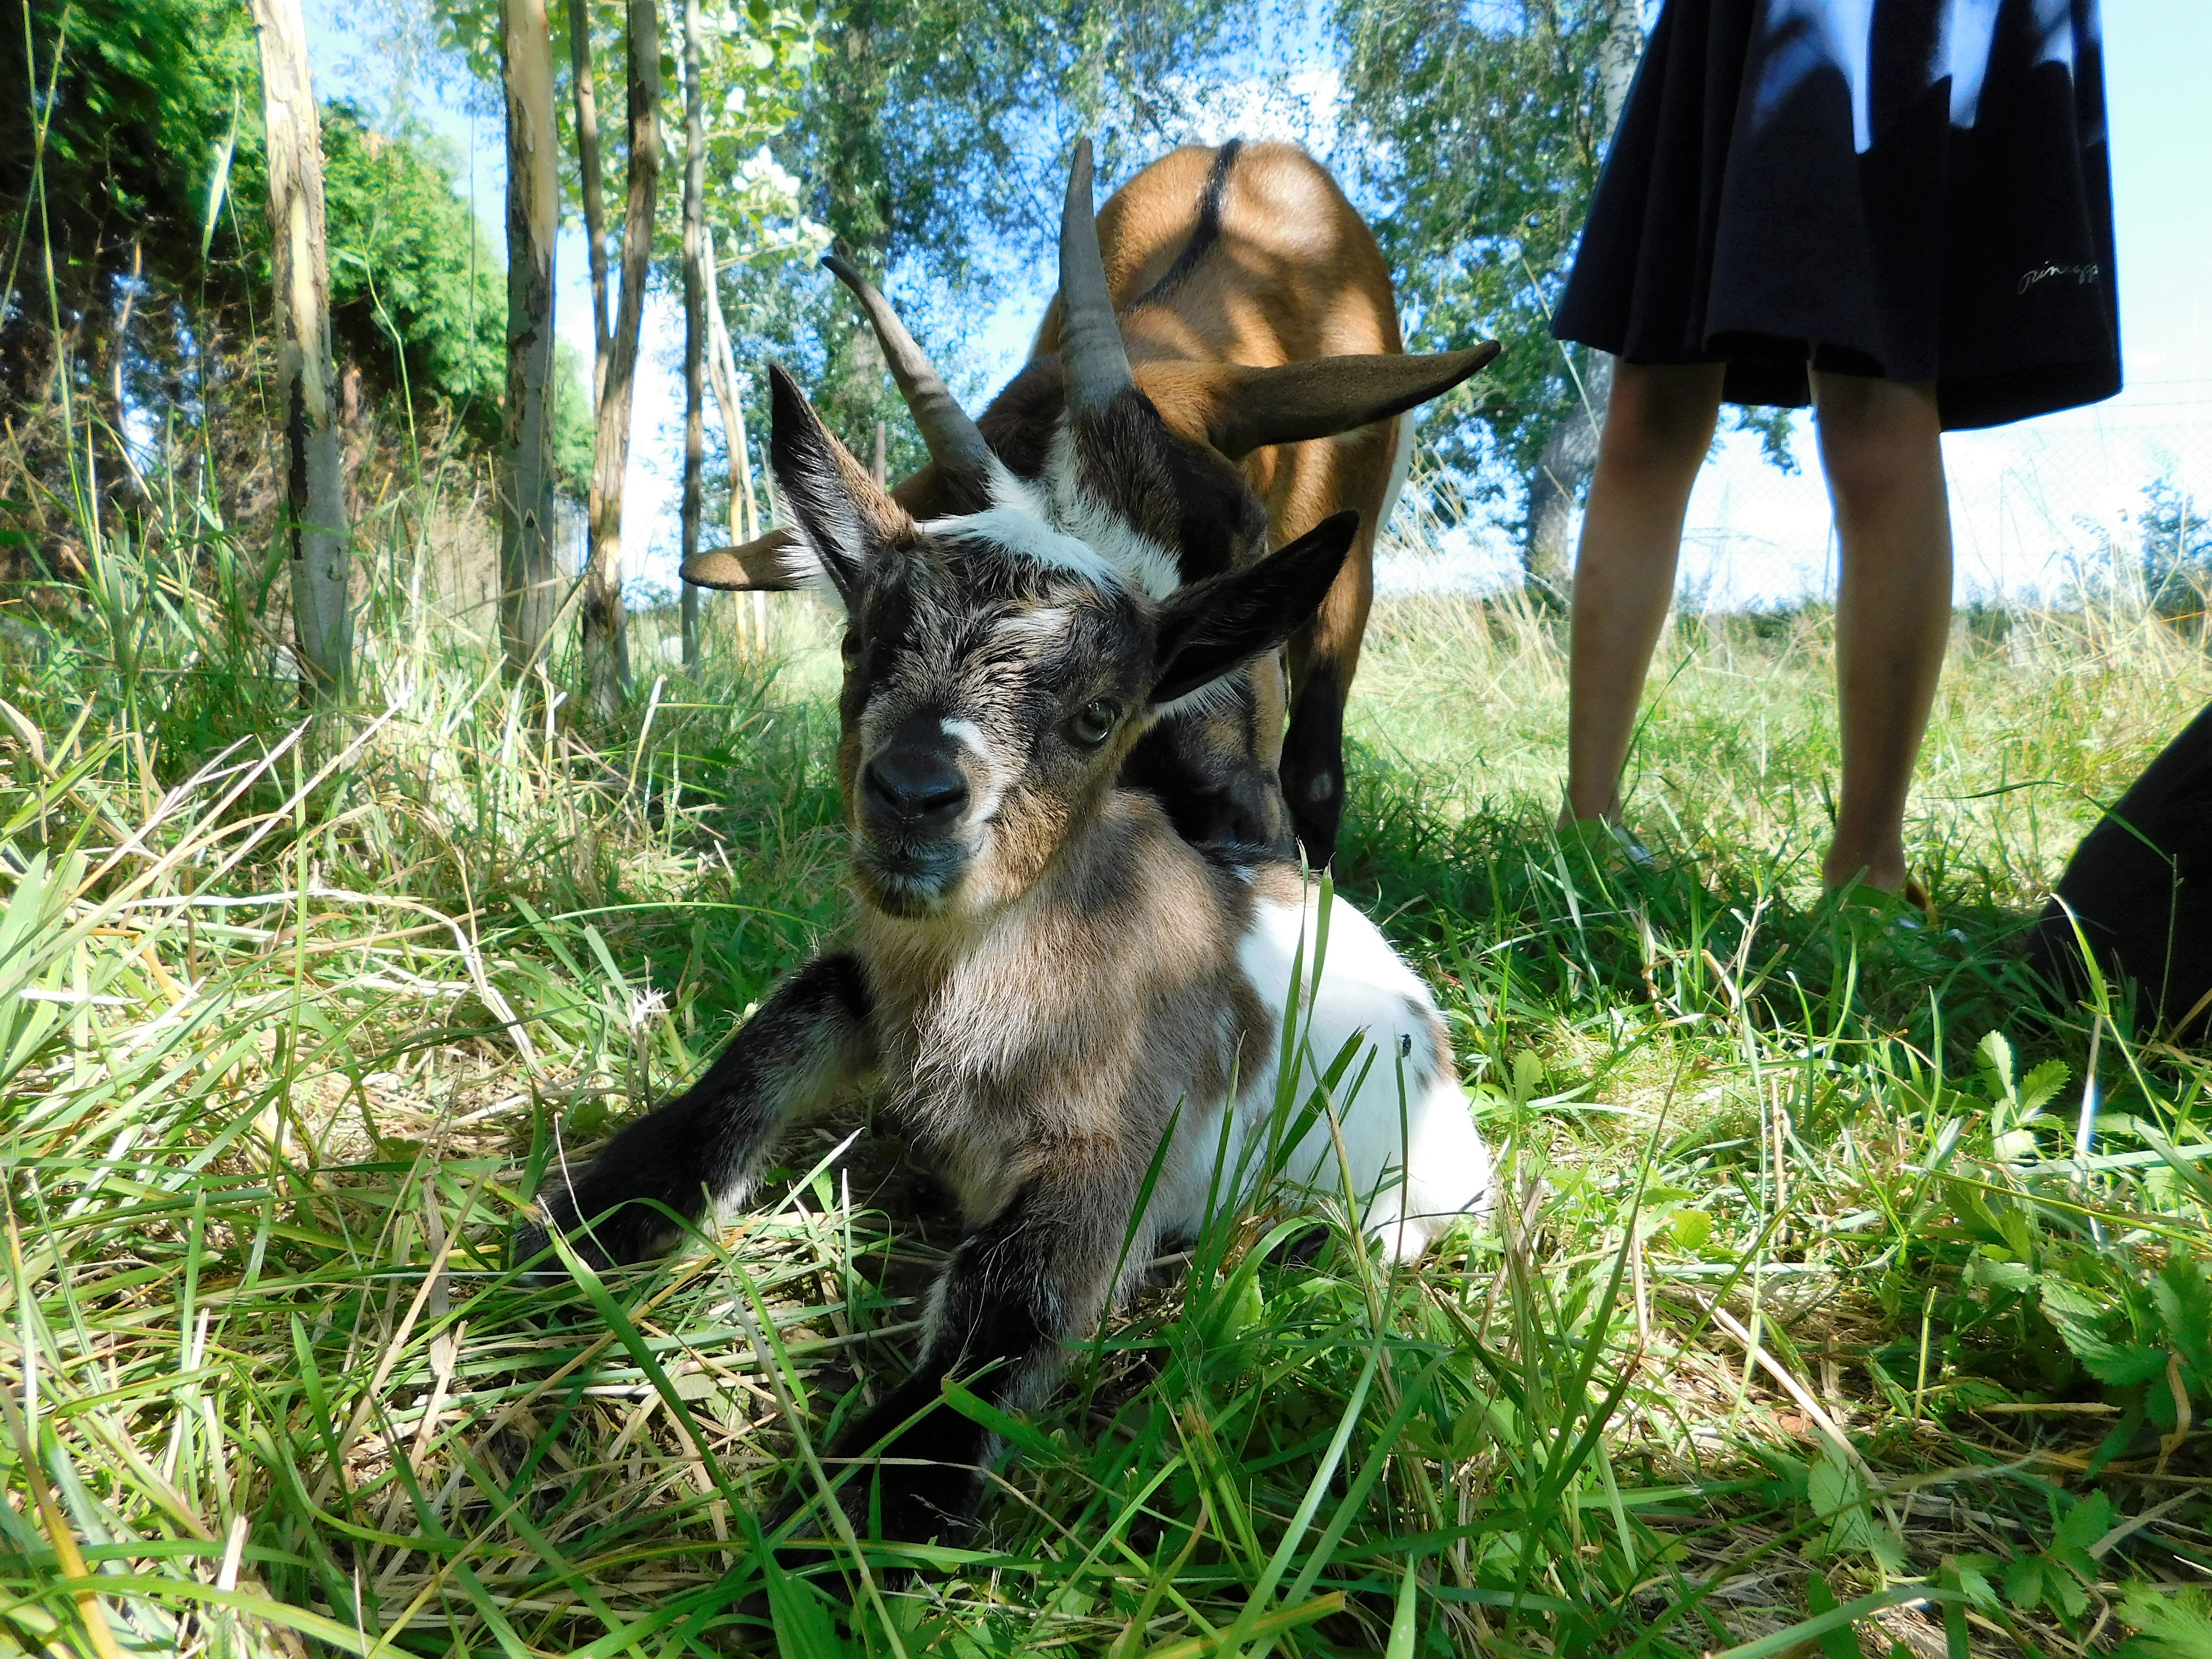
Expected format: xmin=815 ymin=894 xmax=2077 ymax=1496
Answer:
xmin=823 ymin=254 xmax=994 ymax=482
xmin=1058 ymin=138 xmax=1133 ymax=413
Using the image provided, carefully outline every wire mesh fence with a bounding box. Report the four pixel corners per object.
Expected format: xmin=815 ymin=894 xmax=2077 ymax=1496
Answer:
xmin=1377 ymin=376 xmax=2212 ymax=612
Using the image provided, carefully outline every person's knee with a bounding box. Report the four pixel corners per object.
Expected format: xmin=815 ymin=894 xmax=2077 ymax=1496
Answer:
xmin=1599 ymin=365 xmax=1720 ymax=476
xmin=1813 ymin=375 xmax=1941 ymax=502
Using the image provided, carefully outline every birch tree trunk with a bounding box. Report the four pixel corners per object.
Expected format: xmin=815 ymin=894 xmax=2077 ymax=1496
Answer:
xmin=568 ymin=0 xmax=612 ymax=395
xmin=678 ymin=0 xmax=706 ymax=668
xmin=499 ymin=0 xmax=562 ymax=671
xmin=1521 ymin=0 xmax=1644 ymax=603
xmin=819 ymin=0 xmax=891 ymax=447
xmin=700 ymin=223 xmax=764 ymax=650
xmin=701 ymin=224 xmax=757 ymax=546
xmin=252 ymin=0 xmax=350 ymax=699
xmin=579 ymin=0 xmax=661 ymax=721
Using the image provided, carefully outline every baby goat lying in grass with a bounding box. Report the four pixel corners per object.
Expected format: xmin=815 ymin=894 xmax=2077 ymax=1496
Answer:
xmin=518 ymin=365 xmax=1493 ymax=1548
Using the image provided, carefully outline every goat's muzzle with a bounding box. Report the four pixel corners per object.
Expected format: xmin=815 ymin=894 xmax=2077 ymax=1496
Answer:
xmin=854 ymin=735 xmax=975 ymax=915
xmin=861 ymin=746 xmax=970 ymax=834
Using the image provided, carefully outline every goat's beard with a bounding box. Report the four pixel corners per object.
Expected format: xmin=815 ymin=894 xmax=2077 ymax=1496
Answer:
xmin=849 ymin=788 xmax=1085 ymax=923
xmin=851 ymin=833 xmax=973 ymax=919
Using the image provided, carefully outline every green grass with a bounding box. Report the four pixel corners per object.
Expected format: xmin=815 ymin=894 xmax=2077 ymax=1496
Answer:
xmin=4 ymin=479 xmax=2212 ymax=1659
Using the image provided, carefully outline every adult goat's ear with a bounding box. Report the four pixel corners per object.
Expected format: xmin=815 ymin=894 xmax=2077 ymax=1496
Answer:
xmin=1199 ymin=344 xmax=1501 ymax=460
xmin=1150 ymin=511 xmax=1356 ymax=708
xmin=681 ymin=529 xmax=800 ymax=591
xmin=766 ymin=364 xmax=911 ymax=606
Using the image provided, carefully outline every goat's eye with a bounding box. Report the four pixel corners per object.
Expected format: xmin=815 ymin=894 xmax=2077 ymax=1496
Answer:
xmin=1068 ymin=699 xmax=1119 ymax=747
xmin=839 ymin=630 xmax=860 ymax=661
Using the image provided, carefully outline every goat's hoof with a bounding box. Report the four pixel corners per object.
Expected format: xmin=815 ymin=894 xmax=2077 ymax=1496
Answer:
xmin=510 ymin=1216 xmax=559 ymax=1279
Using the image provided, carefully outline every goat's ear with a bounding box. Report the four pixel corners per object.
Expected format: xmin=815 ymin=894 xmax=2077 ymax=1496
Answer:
xmin=682 ymin=528 xmax=800 ymax=591
xmin=1150 ymin=511 xmax=1356 ymax=708
xmin=1200 ymin=345 xmax=1501 ymax=460
xmin=767 ymin=364 xmax=911 ymax=605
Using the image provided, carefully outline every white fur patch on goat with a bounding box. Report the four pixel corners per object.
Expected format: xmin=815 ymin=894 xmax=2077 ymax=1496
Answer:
xmin=990 ymin=606 xmax=1070 ymax=646
xmin=1226 ymin=887 xmax=1493 ymax=1259
xmin=939 ymin=717 xmax=990 ymax=757
xmin=940 ymin=717 xmax=1013 ymax=827
xmin=1042 ymin=426 xmax=1184 ymax=601
xmin=925 ymin=505 xmax=1125 ymax=591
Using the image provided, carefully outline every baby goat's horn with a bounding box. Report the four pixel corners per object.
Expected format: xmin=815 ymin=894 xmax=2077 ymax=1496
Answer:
xmin=1058 ymin=138 xmax=1134 ymax=413
xmin=823 ymin=254 xmax=995 ymax=483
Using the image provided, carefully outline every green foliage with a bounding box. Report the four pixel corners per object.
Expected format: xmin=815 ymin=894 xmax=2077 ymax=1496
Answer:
xmin=1335 ymin=0 xmax=1620 ymax=487
xmin=1335 ymin=0 xmax=1796 ymax=516
xmin=550 ymin=335 xmax=596 ymax=497
xmin=0 ymin=0 xmax=263 ymax=300
xmin=0 ymin=0 xmax=264 ymax=478
xmin=319 ymin=107 xmax=502 ymax=427
xmin=2140 ymin=473 xmax=2210 ymax=621
xmin=320 ymin=103 xmax=592 ymax=491
xmin=1 ymin=6 xmax=590 ymax=555
xmin=728 ymin=0 xmax=1253 ymax=461
xmin=2117 ymin=1585 xmax=2212 ymax=1659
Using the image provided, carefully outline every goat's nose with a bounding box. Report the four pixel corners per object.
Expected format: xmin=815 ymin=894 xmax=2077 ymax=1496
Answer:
xmin=862 ymin=748 xmax=969 ymax=830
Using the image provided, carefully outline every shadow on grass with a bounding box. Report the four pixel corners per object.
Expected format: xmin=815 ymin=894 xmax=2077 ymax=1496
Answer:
xmin=1331 ymin=734 xmax=2064 ymax=1064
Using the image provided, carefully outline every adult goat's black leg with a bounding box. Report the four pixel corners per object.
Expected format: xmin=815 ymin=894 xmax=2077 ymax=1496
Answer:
xmin=1280 ymin=659 xmax=1346 ymax=868
xmin=517 ymin=952 xmax=876 ymax=1272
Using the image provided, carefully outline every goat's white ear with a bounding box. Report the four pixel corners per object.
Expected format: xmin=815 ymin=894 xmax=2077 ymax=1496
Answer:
xmin=766 ymin=365 xmax=910 ymax=606
xmin=1151 ymin=511 xmax=1357 ymax=708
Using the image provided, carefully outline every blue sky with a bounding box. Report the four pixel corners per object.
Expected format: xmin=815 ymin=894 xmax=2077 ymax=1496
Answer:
xmin=307 ymin=0 xmax=2211 ymax=606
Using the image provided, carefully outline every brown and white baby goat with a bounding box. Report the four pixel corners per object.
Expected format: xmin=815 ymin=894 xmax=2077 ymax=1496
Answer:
xmin=519 ymin=366 xmax=1493 ymax=1546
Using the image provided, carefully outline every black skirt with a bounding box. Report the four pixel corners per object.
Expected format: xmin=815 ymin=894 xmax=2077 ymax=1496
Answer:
xmin=1552 ymin=0 xmax=2121 ymax=431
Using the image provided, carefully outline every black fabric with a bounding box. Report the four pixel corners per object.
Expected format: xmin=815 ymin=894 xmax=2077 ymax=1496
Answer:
xmin=2026 ymin=702 xmax=2212 ymax=1042
xmin=1553 ymin=0 xmax=2121 ymax=431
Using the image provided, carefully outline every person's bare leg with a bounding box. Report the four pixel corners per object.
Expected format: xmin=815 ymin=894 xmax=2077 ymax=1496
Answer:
xmin=1563 ymin=361 xmax=1727 ymax=825
xmin=1809 ymin=371 xmax=1951 ymax=895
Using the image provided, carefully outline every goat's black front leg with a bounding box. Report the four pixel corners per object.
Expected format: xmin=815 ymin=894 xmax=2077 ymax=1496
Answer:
xmin=517 ymin=952 xmax=876 ymax=1271
xmin=804 ymin=1166 xmax=1148 ymax=1548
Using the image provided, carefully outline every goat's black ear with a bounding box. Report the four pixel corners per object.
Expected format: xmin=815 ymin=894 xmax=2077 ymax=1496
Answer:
xmin=1150 ymin=511 xmax=1356 ymax=708
xmin=767 ymin=365 xmax=910 ymax=605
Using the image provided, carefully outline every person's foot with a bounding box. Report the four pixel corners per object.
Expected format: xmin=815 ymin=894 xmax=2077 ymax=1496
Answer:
xmin=1829 ymin=874 xmax=1935 ymax=930
xmin=1819 ymin=845 xmax=1913 ymax=900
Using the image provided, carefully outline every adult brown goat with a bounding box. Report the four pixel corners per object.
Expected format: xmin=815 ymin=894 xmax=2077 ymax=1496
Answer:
xmin=686 ymin=140 xmax=1497 ymax=866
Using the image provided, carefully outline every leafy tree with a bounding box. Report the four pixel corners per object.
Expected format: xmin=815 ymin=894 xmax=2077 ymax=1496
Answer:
xmin=321 ymin=111 xmax=499 ymax=435
xmin=434 ymin=0 xmax=822 ymax=686
xmin=2140 ymin=474 xmax=2210 ymax=623
xmin=1335 ymin=0 xmax=1620 ymax=542
xmin=1335 ymin=0 xmax=1791 ymax=591
xmin=0 ymin=0 xmax=589 ymax=575
xmin=0 ymin=0 xmax=263 ymax=555
xmin=736 ymin=0 xmax=1256 ymax=466
xmin=0 ymin=0 xmax=262 ymax=378
xmin=320 ymin=105 xmax=591 ymax=491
